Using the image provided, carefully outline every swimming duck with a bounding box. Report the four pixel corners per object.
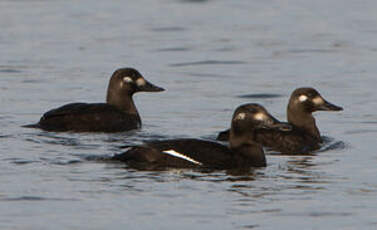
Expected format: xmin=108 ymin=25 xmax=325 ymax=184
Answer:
xmin=112 ymin=104 xmax=291 ymax=169
xmin=217 ymin=88 xmax=343 ymax=153
xmin=23 ymin=68 xmax=164 ymax=132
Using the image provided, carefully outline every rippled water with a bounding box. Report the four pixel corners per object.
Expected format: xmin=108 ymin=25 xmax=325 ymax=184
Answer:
xmin=1 ymin=0 xmax=377 ymax=229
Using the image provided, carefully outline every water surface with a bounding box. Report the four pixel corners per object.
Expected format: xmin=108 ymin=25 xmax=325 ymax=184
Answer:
xmin=1 ymin=0 xmax=377 ymax=229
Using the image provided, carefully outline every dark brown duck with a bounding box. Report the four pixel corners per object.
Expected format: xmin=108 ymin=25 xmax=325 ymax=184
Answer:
xmin=112 ymin=104 xmax=291 ymax=169
xmin=23 ymin=68 xmax=164 ymax=132
xmin=217 ymin=88 xmax=343 ymax=154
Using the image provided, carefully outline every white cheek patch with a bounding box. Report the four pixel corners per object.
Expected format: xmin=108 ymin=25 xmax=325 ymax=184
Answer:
xmin=136 ymin=78 xmax=146 ymax=87
xmin=123 ymin=76 xmax=133 ymax=83
xmin=235 ymin=112 xmax=246 ymax=120
xmin=312 ymin=96 xmax=324 ymax=105
xmin=298 ymin=94 xmax=308 ymax=102
xmin=254 ymin=112 xmax=267 ymax=121
xmin=162 ymin=149 xmax=202 ymax=166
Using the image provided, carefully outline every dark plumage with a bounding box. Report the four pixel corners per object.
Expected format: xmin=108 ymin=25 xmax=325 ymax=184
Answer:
xmin=217 ymin=88 xmax=343 ymax=154
xmin=23 ymin=68 xmax=164 ymax=132
xmin=112 ymin=104 xmax=291 ymax=169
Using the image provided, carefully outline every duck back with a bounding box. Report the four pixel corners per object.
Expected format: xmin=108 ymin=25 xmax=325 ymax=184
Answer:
xmin=36 ymin=103 xmax=140 ymax=132
xmin=115 ymin=139 xmax=235 ymax=169
xmin=255 ymin=127 xmax=320 ymax=154
xmin=216 ymin=127 xmax=319 ymax=154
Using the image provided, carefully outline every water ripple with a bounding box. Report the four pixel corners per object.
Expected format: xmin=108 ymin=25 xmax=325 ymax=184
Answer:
xmin=0 ymin=196 xmax=80 ymax=202
xmin=155 ymin=47 xmax=191 ymax=52
xmin=0 ymin=65 xmax=26 ymax=73
xmin=287 ymin=48 xmax=337 ymax=54
xmin=276 ymin=211 xmax=353 ymax=217
xmin=344 ymin=129 xmax=377 ymax=135
xmin=150 ymin=26 xmax=186 ymax=32
xmin=6 ymin=158 xmax=41 ymax=165
xmin=237 ymin=94 xmax=283 ymax=99
xmin=169 ymin=60 xmax=247 ymax=67
xmin=0 ymin=68 xmax=22 ymax=73
xmin=180 ymin=0 xmax=209 ymax=3
xmin=319 ymin=136 xmax=347 ymax=152
xmin=182 ymin=72 xmax=235 ymax=78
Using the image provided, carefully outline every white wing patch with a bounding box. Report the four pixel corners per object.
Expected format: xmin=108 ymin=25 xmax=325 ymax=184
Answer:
xmin=298 ymin=94 xmax=308 ymax=102
xmin=136 ymin=78 xmax=146 ymax=87
xmin=162 ymin=149 xmax=202 ymax=165
xmin=312 ymin=96 xmax=324 ymax=105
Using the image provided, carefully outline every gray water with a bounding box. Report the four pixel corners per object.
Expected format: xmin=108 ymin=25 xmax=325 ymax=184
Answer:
xmin=1 ymin=0 xmax=377 ymax=229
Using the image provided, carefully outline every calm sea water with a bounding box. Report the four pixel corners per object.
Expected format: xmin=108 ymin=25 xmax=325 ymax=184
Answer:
xmin=1 ymin=0 xmax=377 ymax=229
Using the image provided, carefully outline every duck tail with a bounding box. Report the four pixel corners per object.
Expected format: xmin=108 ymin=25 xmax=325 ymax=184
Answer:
xmin=22 ymin=123 xmax=40 ymax=129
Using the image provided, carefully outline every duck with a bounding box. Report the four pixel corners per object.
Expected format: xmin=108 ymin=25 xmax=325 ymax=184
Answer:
xmin=111 ymin=104 xmax=291 ymax=169
xmin=217 ymin=87 xmax=343 ymax=154
xmin=23 ymin=68 xmax=164 ymax=132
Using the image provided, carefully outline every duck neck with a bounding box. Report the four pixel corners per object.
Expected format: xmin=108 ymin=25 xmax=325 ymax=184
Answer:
xmin=287 ymin=107 xmax=320 ymax=140
xmin=229 ymin=131 xmax=266 ymax=167
xmin=107 ymin=91 xmax=141 ymax=121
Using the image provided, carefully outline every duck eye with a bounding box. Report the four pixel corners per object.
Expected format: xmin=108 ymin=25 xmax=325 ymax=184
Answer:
xmin=123 ymin=76 xmax=133 ymax=83
xmin=136 ymin=78 xmax=146 ymax=87
xmin=298 ymin=94 xmax=308 ymax=102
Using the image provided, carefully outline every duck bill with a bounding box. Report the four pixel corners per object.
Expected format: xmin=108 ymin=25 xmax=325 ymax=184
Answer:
xmin=316 ymin=99 xmax=343 ymax=111
xmin=139 ymin=80 xmax=165 ymax=92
